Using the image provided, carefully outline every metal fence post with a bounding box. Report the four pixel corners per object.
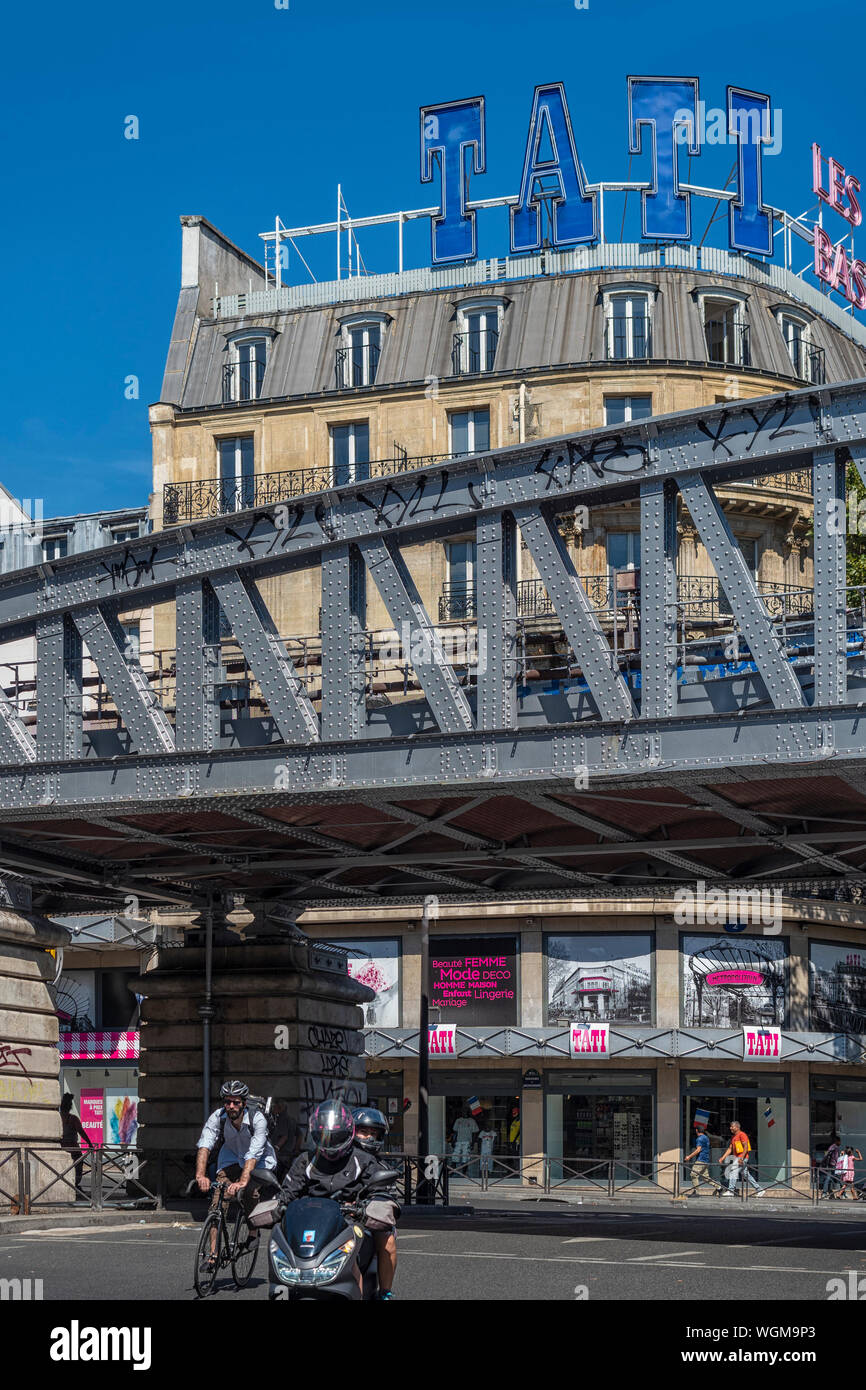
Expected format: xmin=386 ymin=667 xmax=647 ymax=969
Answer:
xmin=157 ymin=1152 xmax=165 ymax=1211
xmin=441 ymin=1157 xmax=449 ymax=1207
xmin=608 ymin=1159 xmax=614 ymax=1198
xmin=93 ymin=1150 xmax=103 ymax=1211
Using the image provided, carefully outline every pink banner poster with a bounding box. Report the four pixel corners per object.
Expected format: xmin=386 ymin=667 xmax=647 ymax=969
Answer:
xmin=79 ymin=1089 xmax=104 ymax=1147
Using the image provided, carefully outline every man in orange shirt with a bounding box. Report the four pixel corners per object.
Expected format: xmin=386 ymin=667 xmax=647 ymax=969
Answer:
xmin=719 ymin=1121 xmax=766 ymax=1197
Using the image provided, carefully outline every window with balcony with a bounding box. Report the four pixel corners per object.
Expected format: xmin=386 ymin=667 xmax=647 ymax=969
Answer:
xmin=217 ymin=437 xmax=255 ymax=511
xmin=778 ymin=312 xmax=825 ymax=384
xmin=702 ymin=297 xmax=750 ymax=367
xmin=453 ymin=309 xmax=499 ymax=375
xmin=441 ymin=540 xmax=476 ymax=621
xmin=605 ymin=293 xmax=651 ymax=360
xmin=222 ymin=336 xmax=267 ymax=403
xmin=604 ymin=395 xmax=652 ymax=426
xmin=336 ymin=321 xmax=382 ymax=388
xmin=331 ymin=422 xmax=370 ymax=485
xmin=449 ymin=409 xmax=490 ymax=456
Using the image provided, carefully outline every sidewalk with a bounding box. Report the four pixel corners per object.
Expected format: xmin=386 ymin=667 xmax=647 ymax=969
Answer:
xmin=445 ymin=1183 xmax=866 ymax=1216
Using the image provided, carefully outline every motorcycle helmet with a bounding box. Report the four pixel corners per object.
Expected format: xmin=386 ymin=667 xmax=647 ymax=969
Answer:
xmin=309 ymin=1099 xmax=355 ymax=1160
xmin=353 ymin=1106 xmax=389 ymax=1154
xmin=220 ymin=1079 xmax=250 ymax=1101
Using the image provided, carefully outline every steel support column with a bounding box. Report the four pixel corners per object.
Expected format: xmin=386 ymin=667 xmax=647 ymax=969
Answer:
xmin=36 ymin=614 xmax=83 ymax=761
xmin=175 ymin=578 xmax=222 ymax=752
xmin=321 ymin=543 xmax=367 ymax=742
xmin=476 ymin=511 xmax=517 ymax=730
xmin=640 ymin=477 xmax=678 ymax=720
xmin=813 ymin=446 xmax=851 ymax=708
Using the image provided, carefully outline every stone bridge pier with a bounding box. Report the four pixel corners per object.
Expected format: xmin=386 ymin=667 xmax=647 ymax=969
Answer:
xmin=131 ymin=909 xmax=373 ymax=1172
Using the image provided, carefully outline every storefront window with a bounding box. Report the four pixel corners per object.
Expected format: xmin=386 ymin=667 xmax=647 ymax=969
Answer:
xmin=682 ymin=935 xmax=788 ymax=1027
xmin=810 ymin=943 xmax=866 ymax=1033
xmin=682 ymin=1072 xmax=788 ymax=1185
xmin=810 ymin=1076 xmax=866 ymax=1188
xmin=546 ymin=933 xmax=653 ymax=1025
xmin=429 ymin=936 xmax=518 ymax=1025
xmin=545 ymin=1071 xmax=655 ymax=1181
xmin=333 ymin=939 xmax=401 ymax=1026
xmin=429 ymin=1071 xmax=521 ymax=1176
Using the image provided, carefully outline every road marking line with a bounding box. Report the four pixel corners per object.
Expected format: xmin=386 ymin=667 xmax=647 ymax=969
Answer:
xmin=561 ymin=1236 xmax=616 ymax=1244
xmin=20 ymin=1224 xmax=158 ymax=1237
xmin=629 ymin=1250 xmax=702 ymax=1261
xmin=398 ymin=1251 xmax=844 ymax=1275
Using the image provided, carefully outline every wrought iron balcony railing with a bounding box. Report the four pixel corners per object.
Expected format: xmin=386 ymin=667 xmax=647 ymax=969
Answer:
xmin=705 ymin=318 xmax=751 ymax=368
xmin=163 ymin=450 xmax=458 ymax=523
xmin=451 ymin=328 xmax=499 ymax=375
xmin=335 ymin=341 xmax=380 ymax=389
xmin=438 ymin=575 xmax=816 ymax=624
xmin=787 ymin=340 xmax=826 ymax=384
xmin=222 ymin=357 xmax=266 ymax=403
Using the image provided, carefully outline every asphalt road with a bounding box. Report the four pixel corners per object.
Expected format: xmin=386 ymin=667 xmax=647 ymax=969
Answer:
xmin=4 ymin=1207 xmax=866 ymax=1301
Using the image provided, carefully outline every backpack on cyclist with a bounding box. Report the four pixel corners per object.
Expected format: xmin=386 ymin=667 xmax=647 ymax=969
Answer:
xmin=212 ymin=1095 xmax=277 ymax=1157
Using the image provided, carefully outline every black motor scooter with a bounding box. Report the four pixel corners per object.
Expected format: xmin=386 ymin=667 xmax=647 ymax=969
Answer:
xmin=268 ymin=1171 xmax=398 ymax=1301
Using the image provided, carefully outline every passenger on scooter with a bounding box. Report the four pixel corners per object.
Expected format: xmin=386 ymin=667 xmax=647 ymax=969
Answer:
xmin=352 ymin=1106 xmax=398 ymax=1301
xmin=280 ymin=1100 xmax=400 ymax=1301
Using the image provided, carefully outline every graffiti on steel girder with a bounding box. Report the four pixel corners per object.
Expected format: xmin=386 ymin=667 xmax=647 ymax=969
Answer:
xmin=697 ymin=394 xmax=820 ymax=458
xmin=356 ymin=469 xmax=483 ymax=529
xmin=97 ymin=546 xmax=158 ymax=590
xmin=534 ymin=434 xmax=650 ymax=490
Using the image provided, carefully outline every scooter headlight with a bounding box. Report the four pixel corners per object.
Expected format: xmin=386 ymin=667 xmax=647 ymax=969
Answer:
xmin=269 ymin=1240 xmax=300 ymax=1284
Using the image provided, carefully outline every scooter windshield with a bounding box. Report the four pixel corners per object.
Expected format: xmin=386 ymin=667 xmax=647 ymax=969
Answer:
xmin=283 ymin=1196 xmax=346 ymax=1257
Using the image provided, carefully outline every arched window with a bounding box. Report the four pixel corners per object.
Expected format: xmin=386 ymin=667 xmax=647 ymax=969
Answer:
xmin=222 ymin=330 xmax=275 ymax=403
xmin=694 ymin=289 xmax=750 ymax=368
xmin=601 ymin=287 xmax=654 ymax=361
xmin=451 ymin=297 xmax=506 ymax=375
xmin=774 ymin=308 xmax=825 ymax=384
xmin=335 ymin=313 xmax=390 ymax=388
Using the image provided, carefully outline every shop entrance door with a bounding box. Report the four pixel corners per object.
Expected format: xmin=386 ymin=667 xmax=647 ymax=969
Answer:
xmin=546 ymin=1076 xmax=655 ymax=1184
xmin=682 ymin=1077 xmax=788 ymax=1187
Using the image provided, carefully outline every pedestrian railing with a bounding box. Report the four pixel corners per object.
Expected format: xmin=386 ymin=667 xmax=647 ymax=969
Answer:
xmin=0 ymin=1146 xmax=452 ymax=1212
xmin=0 ymin=1149 xmax=846 ymax=1211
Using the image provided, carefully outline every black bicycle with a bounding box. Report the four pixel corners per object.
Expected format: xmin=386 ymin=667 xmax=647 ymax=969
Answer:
xmin=194 ymin=1180 xmax=260 ymax=1297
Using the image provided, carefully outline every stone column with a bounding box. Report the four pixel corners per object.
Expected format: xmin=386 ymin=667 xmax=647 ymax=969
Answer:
xmin=132 ymin=931 xmax=374 ymax=1171
xmin=0 ymin=903 xmax=71 ymax=1211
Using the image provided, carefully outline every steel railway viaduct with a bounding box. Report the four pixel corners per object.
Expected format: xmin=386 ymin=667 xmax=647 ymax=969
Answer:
xmin=2 ymin=378 xmax=866 ymax=910
xmin=6 ymin=379 xmax=866 ymax=1159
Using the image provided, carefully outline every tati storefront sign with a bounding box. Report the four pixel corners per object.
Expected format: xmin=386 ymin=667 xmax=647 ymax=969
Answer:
xmin=742 ymin=1025 xmax=782 ymax=1060
xmin=428 ymin=1024 xmax=458 ymax=1055
xmin=569 ymin=1024 xmax=610 ymax=1058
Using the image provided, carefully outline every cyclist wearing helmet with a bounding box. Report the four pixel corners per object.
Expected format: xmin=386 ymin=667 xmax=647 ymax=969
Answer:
xmin=195 ymin=1080 xmax=278 ymax=1268
xmin=353 ymin=1107 xmax=398 ymax=1301
xmin=280 ymin=1100 xmax=399 ymax=1300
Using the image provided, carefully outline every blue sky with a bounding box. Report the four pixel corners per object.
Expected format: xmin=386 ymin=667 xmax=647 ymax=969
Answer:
xmin=3 ymin=0 xmax=863 ymax=518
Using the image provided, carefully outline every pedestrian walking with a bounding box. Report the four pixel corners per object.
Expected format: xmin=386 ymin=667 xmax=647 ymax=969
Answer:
xmin=677 ymin=1124 xmax=722 ymax=1198
xmin=719 ymin=1120 xmax=766 ymax=1197
xmin=819 ymin=1134 xmax=841 ymax=1199
xmin=60 ymin=1093 xmax=93 ymax=1198
xmin=832 ymin=1146 xmax=862 ymax=1200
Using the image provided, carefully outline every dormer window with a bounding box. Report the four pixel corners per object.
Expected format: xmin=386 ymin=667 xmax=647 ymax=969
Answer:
xmin=701 ymin=295 xmax=750 ymax=368
xmin=777 ymin=311 xmax=825 ymax=384
xmin=604 ymin=291 xmax=651 ymax=360
xmin=222 ymin=333 xmax=269 ymax=403
xmin=335 ymin=314 xmax=389 ymax=389
xmin=452 ymin=299 xmax=504 ymax=375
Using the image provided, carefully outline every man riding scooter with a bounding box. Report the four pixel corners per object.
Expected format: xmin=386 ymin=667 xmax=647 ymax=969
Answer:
xmin=280 ymin=1100 xmax=400 ymax=1300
